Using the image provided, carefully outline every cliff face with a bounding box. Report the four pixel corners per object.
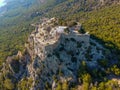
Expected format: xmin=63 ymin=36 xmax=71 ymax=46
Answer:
xmin=24 ymin=18 xmax=106 ymax=89
xmin=0 ymin=18 xmax=112 ymax=90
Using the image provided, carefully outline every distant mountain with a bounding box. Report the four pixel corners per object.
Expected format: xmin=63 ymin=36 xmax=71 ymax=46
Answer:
xmin=0 ymin=0 xmax=38 ymax=18
xmin=0 ymin=0 xmax=119 ymax=23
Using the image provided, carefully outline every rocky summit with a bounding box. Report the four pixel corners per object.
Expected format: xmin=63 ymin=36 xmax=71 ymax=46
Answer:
xmin=0 ymin=0 xmax=120 ymax=90
xmin=1 ymin=18 xmax=115 ymax=90
xmin=26 ymin=18 xmax=106 ymax=89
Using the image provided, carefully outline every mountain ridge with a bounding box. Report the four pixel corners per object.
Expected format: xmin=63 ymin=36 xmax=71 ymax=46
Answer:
xmin=0 ymin=18 xmax=120 ymax=90
xmin=0 ymin=0 xmax=120 ymax=89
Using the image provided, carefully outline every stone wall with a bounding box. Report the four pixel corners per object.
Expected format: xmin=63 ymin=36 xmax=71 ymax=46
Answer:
xmin=61 ymin=33 xmax=90 ymax=47
xmin=42 ymin=33 xmax=90 ymax=58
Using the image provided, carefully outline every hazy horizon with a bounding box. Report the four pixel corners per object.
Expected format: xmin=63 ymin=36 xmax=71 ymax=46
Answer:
xmin=0 ymin=0 xmax=6 ymax=7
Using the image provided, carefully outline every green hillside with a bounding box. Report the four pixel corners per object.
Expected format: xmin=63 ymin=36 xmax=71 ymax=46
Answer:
xmin=0 ymin=0 xmax=64 ymax=64
xmin=0 ymin=0 xmax=120 ymax=66
xmin=0 ymin=0 xmax=120 ymax=89
xmin=0 ymin=0 xmax=120 ymax=65
xmin=65 ymin=5 xmax=120 ymax=60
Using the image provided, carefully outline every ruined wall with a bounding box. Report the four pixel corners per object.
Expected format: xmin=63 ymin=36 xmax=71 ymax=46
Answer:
xmin=42 ymin=33 xmax=90 ymax=59
xmin=61 ymin=33 xmax=90 ymax=47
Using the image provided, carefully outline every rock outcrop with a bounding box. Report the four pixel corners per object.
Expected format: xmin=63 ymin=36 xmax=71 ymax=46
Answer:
xmin=0 ymin=18 xmax=110 ymax=90
xmin=24 ymin=18 xmax=106 ymax=89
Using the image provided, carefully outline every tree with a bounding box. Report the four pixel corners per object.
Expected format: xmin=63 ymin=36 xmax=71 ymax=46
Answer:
xmin=18 ymin=78 xmax=33 ymax=90
xmin=111 ymin=65 xmax=120 ymax=76
xmin=4 ymin=79 xmax=14 ymax=90
xmin=62 ymin=81 xmax=69 ymax=90
xmin=82 ymin=74 xmax=91 ymax=90
xmin=98 ymin=82 xmax=105 ymax=90
xmin=78 ymin=26 xmax=85 ymax=34
xmin=91 ymin=86 xmax=97 ymax=90
xmin=56 ymin=83 xmax=62 ymax=90
xmin=78 ymin=61 xmax=87 ymax=77
xmin=0 ymin=75 xmax=4 ymax=90
xmin=18 ymin=79 xmax=28 ymax=90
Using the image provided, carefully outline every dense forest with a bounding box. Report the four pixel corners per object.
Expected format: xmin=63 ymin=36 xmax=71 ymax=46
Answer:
xmin=65 ymin=5 xmax=120 ymax=60
xmin=0 ymin=0 xmax=120 ymax=65
xmin=0 ymin=0 xmax=64 ymax=64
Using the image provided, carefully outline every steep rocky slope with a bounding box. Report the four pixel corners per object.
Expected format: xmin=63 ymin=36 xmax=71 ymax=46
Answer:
xmin=1 ymin=18 xmax=118 ymax=90
xmin=26 ymin=18 xmax=105 ymax=89
xmin=0 ymin=0 xmax=120 ymax=90
xmin=0 ymin=0 xmax=120 ymax=65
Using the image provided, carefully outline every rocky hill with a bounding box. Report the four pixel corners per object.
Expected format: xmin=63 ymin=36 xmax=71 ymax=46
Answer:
xmin=0 ymin=0 xmax=120 ymax=65
xmin=1 ymin=18 xmax=119 ymax=90
xmin=26 ymin=18 xmax=105 ymax=89
xmin=0 ymin=0 xmax=120 ymax=89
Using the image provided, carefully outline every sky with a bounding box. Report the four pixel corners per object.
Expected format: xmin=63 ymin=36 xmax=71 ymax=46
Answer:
xmin=0 ymin=0 xmax=6 ymax=7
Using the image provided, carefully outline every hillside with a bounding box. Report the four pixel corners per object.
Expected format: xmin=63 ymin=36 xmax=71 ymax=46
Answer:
xmin=0 ymin=0 xmax=120 ymax=64
xmin=0 ymin=0 xmax=120 ymax=89
xmin=0 ymin=0 xmax=62 ymax=64
xmin=0 ymin=18 xmax=120 ymax=90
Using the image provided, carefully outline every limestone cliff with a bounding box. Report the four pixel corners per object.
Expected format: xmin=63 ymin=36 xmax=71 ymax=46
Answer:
xmin=25 ymin=18 xmax=107 ymax=89
xmin=0 ymin=18 xmax=113 ymax=90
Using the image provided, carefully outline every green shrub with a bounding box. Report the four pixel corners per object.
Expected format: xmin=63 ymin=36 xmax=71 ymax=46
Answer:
xmin=4 ymin=79 xmax=14 ymax=90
